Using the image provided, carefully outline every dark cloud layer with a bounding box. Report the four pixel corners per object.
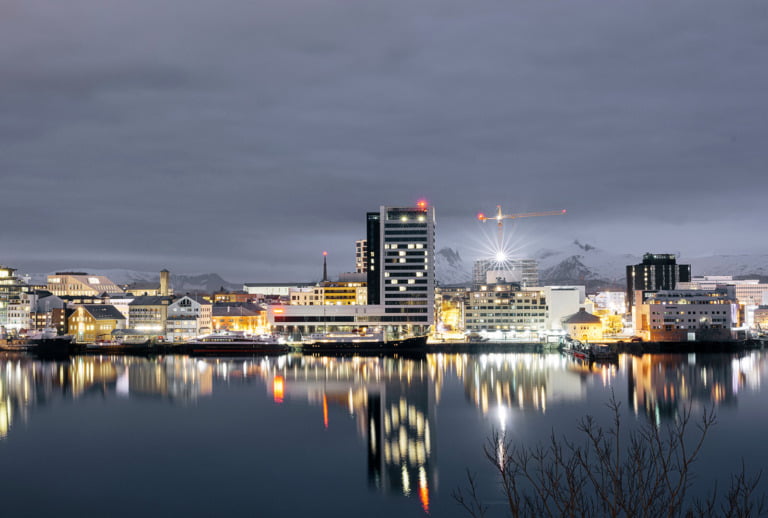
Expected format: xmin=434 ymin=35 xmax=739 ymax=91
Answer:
xmin=2 ymin=0 xmax=767 ymax=281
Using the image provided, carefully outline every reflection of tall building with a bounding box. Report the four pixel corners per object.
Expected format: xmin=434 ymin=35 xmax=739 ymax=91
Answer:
xmin=275 ymin=356 xmax=437 ymax=512
xmin=370 ymin=369 xmax=434 ymax=510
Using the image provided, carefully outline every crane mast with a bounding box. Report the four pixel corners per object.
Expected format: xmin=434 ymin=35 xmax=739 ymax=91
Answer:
xmin=477 ymin=205 xmax=567 ymax=250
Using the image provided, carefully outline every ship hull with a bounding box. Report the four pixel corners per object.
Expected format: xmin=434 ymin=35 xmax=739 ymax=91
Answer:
xmin=30 ymin=336 xmax=83 ymax=357
xmin=297 ymin=335 xmax=428 ymax=353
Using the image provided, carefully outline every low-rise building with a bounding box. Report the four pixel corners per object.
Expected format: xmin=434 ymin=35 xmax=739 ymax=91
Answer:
xmin=754 ymin=306 xmax=768 ymax=330
xmin=633 ymin=288 xmax=737 ymax=342
xmin=166 ymin=295 xmax=213 ymax=341
xmin=212 ymin=304 xmax=268 ymax=334
xmin=243 ymin=283 xmax=312 ymax=297
xmin=128 ymin=296 xmax=172 ymax=336
xmin=213 ymin=290 xmax=254 ymax=304
xmin=465 ymin=283 xmax=548 ymax=338
xmin=563 ymin=309 xmax=603 ymax=342
xmin=288 ymin=282 xmax=367 ymax=306
xmin=69 ymin=305 xmax=127 ymax=343
xmin=46 ymin=273 xmax=124 ymax=297
xmin=30 ymin=293 xmax=67 ymax=331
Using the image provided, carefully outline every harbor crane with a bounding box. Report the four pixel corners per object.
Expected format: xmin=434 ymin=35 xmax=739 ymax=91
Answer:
xmin=477 ymin=205 xmax=567 ymax=251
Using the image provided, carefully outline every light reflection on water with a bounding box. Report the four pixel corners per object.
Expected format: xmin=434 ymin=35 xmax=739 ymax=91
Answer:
xmin=0 ymin=350 xmax=766 ymax=516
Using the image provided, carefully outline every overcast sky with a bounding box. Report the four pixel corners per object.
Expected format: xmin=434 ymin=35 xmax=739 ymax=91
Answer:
xmin=2 ymin=0 xmax=767 ymax=282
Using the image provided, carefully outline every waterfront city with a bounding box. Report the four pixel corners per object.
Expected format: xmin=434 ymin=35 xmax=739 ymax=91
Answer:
xmin=4 ymin=0 xmax=768 ymax=516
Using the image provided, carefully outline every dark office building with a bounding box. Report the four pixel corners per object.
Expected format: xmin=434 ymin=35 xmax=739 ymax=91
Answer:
xmin=366 ymin=203 xmax=436 ymax=335
xmin=626 ymin=253 xmax=691 ymax=310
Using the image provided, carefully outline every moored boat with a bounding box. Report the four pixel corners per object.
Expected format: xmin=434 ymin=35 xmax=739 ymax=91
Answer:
xmin=27 ymin=328 xmax=81 ymax=357
xmin=298 ymin=330 xmax=428 ymax=353
xmin=183 ymin=331 xmax=289 ymax=355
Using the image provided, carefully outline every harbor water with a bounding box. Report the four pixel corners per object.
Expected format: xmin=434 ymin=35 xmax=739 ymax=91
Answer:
xmin=0 ymin=349 xmax=766 ymax=517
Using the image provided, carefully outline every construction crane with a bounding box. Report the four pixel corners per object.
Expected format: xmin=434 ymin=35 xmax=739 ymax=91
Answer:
xmin=477 ymin=205 xmax=567 ymax=251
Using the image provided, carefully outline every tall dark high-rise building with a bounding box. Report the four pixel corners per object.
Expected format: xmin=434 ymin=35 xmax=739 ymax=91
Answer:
xmin=366 ymin=203 xmax=436 ymax=335
xmin=626 ymin=253 xmax=691 ymax=309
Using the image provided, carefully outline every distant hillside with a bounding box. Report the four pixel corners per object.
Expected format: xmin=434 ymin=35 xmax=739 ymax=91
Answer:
xmin=29 ymin=269 xmax=241 ymax=294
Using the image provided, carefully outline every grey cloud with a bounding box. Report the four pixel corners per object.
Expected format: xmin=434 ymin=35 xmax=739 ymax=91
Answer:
xmin=1 ymin=0 xmax=767 ymax=281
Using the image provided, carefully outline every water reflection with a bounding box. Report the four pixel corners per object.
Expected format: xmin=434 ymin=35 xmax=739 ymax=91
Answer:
xmin=452 ymin=353 xmax=618 ymax=415
xmin=627 ymin=352 xmax=767 ymax=424
xmin=273 ymin=355 xmax=436 ymax=512
xmin=0 ymin=350 xmax=767 ymax=509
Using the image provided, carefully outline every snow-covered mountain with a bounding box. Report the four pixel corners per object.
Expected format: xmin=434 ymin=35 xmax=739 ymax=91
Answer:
xmin=687 ymin=255 xmax=768 ymax=278
xmin=534 ymin=241 xmax=639 ymax=290
xmin=435 ymin=247 xmax=471 ymax=285
xmin=29 ymin=269 xmax=241 ymax=294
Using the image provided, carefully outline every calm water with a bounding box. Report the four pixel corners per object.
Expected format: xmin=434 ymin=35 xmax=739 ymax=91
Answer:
xmin=1 ymin=350 xmax=767 ymax=517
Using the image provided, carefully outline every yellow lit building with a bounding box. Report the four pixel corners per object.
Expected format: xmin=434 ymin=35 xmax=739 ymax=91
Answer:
xmin=592 ymin=308 xmax=624 ymax=335
xmin=289 ymin=282 xmax=367 ymax=306
xmin=69 ymin=305 xmax=127 ymax=343
xmin=563 ymin=309 xmax=603 ymax=342
xmin=213 ymin=291 xmax=254 ymax=304
xmin=212 ymin=304 xmax=268 ymax=334
xmin=755 ymin=306 xmax=768 ymax=330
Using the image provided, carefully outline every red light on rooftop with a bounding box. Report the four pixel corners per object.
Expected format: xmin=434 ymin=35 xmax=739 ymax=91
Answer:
xmin=417 ymin=199 xmax=428 ymax=209
xmin=322 ymin=251 xmax=328 ymax=256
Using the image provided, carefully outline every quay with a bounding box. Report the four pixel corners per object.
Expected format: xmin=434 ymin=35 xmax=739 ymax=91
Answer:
xmin=3 ymin=338 xmax=764 ymax=359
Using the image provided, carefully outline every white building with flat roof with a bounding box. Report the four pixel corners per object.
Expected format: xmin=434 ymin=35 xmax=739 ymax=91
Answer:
xmin=633 ymin=288 xmax=737 ymax=342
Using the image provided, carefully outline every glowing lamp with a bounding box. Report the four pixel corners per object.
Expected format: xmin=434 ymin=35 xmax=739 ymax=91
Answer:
xmin=417 ymin=199 xmax=428 ymax=209
xmin=322 ymin=251 xmax=328 ymax=256
xmin=273 ymin=307 xmax=284 ymax=314
xmin=477 ymin=213 xmax=486 ymax=221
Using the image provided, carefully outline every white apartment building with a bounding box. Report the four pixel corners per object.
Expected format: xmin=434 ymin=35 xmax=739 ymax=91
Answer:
xmin=166 ymin=295 xmax=212 ymax=341
xmin=633 ymin=288 xmax=737 ymax=342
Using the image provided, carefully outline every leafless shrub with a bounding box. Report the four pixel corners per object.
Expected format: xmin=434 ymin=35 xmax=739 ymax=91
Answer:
xmin=453 ymin=395 xmax=765 ymax=518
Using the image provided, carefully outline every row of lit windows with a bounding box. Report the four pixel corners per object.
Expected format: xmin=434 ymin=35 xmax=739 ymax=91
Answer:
xmin=651 ymin=325 xmax=724 ymax=330
xmin=384 ymin=243 xmax=425 ymax=250
xmin=469 ymin=305 xmax=546 ymax=310
xmin=467 ymin=313 xmax=545 ymax=318
xmin=651 ymin=310 xmax=728 ymax=315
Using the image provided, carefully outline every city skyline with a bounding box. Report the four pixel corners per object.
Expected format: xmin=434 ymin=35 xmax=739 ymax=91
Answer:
xmin=3 ymin=0 xmax=767 ymax=280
